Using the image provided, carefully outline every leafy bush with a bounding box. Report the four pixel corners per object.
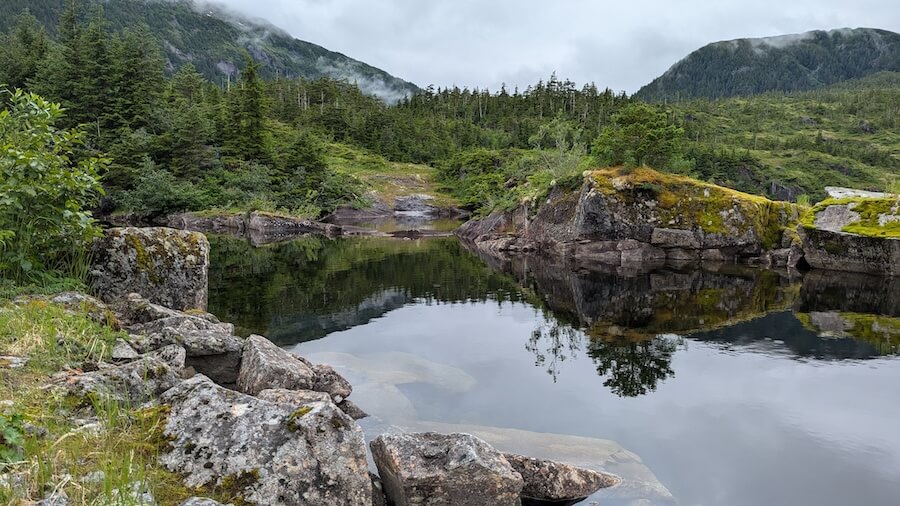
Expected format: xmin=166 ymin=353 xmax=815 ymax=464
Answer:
xmin=0 ymin=412 xmax=24 ymax=463
xmin=0 ymin=89 xmax=106 ymax=282
xmin=592 ymin=103 xmax=684 ymax=170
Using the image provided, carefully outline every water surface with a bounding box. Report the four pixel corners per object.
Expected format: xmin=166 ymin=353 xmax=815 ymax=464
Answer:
xmin=209 ymin=235 xmax=900 ymax=506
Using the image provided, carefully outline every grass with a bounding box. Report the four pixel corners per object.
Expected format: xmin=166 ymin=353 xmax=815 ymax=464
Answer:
xmin=325 ymin=142 xmax=459 ymax=208
xmin=0 ymin=296 xmax=235 ymax=505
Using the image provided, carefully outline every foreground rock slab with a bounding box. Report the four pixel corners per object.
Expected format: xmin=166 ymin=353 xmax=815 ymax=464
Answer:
xmin=503 ymin=453 xmax=619 ymax=502
xmin=161 ymin=375 xmax=372 ymax=506
xmin=90 ymin=227 xmax=209 ymax=311
xmin=370 ymin=432 xmax=524 ymax=506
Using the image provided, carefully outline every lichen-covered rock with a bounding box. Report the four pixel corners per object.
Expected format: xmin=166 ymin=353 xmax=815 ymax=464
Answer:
xmin=237 ymin=335 xmax=315 ymax=395
xmin=799 ymin=197 xmax=899 ymax=275
xmin=257 ymin=388 xmax=332 ymax=405
xmin=127 ymin=313 xmax=243 ymax=384
xmin=311 ymin=364 xmax=353 ymax=403
xmin=179 ymin=498 xmax=230 ymax=506
xmin=161 ymin=375 xmax=372 ymax=506
xmin=64 ymin=357 xmax=180 ymax=405
xmin=459 ymin=168 xmax=798 ymax=267
xmin=114 ymin=293 xmax=184 ymax=326
xmin=145 ymin=345 xmax=187 ymax=374
xmin=370 ymin=432 xmax=524 ymax=506
xmin=90 ymin=227 xmax=209 ymax=311
xmin=502 ymin=453 xmax=619 ymax=501
xmin=111 ymin=338 xmax=140 ymax=361
xmin=337 ymin=399 xmax=369 ymax=420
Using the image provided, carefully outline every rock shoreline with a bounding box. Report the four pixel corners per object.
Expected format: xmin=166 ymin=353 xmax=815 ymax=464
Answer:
xmin=66 ymin=227 xmax=621 ymax=505
xmin=457 ymin=171 xmax=898 ymax=276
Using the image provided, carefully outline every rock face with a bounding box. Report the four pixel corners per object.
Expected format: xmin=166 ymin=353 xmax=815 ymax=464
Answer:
xmin=90 ymin=227 xmax=209 ymax=311
xmin=799 ymin=198 xmax=899 ymax=276
xmin=161 ymin=375 xmax=373 ymax=506
xmin=237 ymin=335 xmax=316 ymax=395
xmin=64 ymin=357 xmax=180 ymax=404
xmin=370 ymin=432 xmax=524 ymax=506
xmin=503 ymin=453 xmax=619 ymax=502
xmin=459 ymin=168 xmax=799 ymax=268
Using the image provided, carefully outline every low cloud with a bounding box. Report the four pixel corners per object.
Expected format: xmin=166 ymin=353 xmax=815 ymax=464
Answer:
xmin=211 ymin=0 xmax=899 ymax=93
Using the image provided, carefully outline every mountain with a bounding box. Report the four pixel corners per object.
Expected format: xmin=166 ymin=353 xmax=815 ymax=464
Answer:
xmin=1 ymin=0 xmax=419 ymax=102
xmin=636 ymin=28 xmax=900 ymax=101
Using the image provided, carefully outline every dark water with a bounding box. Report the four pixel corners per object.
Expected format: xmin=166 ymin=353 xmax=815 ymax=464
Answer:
xmin=208 ymin=235 xmax=900 ymax=506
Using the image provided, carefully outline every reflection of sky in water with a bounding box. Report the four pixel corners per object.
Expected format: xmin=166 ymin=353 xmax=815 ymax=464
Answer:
xmin=294 ymin=301 xmax=900 ymax=506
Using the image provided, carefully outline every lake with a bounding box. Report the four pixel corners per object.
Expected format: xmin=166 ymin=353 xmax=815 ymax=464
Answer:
xmin=208 ymin=234 xmax=900 ymax=506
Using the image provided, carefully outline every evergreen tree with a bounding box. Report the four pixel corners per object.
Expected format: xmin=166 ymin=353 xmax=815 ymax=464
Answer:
xmin=225 ymin=54 xmax=268 ymax=162
xmin=0 ymin=12 xmax=49 ymax=90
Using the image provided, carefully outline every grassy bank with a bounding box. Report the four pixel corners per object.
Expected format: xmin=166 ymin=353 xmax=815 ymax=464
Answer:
xmin=0 ymin=295 xmax=233 ymax=505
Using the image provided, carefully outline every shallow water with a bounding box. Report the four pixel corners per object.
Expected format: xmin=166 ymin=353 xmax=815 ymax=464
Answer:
xmin=208 ymin=235 xmax=900 ymax=506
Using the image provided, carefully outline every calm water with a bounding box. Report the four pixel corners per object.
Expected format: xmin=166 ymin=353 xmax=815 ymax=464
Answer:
xmin=208 ymin=235 xmax=900 ymax=506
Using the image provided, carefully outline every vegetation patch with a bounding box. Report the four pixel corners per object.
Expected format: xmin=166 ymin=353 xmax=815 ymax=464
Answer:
xmin=801 ymin=197 xmax=900 ymax=237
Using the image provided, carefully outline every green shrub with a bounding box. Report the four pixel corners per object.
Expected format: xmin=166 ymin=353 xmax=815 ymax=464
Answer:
xmin=0 ymin=88 xmax=106 ymax=282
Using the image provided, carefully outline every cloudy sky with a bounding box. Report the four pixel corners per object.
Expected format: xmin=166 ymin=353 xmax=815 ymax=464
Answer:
xmin=213 ymin=0 xmax=900 ymax=93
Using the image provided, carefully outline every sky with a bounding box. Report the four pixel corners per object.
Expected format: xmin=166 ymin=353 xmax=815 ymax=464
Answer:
xmin=212 ymin=0 xmax=900 ymax=94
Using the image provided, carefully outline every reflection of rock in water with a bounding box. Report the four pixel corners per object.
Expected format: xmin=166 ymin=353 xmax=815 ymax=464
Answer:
xmin=797 ymin=270 xmax=900 ymax=317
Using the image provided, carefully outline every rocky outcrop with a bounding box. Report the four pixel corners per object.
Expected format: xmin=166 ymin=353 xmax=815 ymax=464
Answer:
xmin=503 ymin=453 xmax=619 ymax=502
xmin=161 ymin=375 xmax=373 ymax=506
xmin=90 ymin=227 xmax=209 ymax=311
xmin=370 ymin=432 xmax=524 ymax=506
xmin=798 ymin=197 xmax=899 ymax=276
xmin=459 ymin=168 xmax=800 ymax=268
xmin=63 ymin=356 xmax=181 ymax=405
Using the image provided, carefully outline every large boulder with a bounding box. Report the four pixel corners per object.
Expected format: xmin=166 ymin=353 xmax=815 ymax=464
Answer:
xmin=237 ymin=335 xmax=316 ymax=395
xmin=798 ymin=197 xmax=900 ymax=276
xmin=370 ymin=432 xmax=524 ymax=506
xmin=90 ymin=227 xmax=209 ymax=311
xmin=161 ymin=375 xmax=372 ymax=506
xmin=503 ymin=453 xmax=619 ymax=502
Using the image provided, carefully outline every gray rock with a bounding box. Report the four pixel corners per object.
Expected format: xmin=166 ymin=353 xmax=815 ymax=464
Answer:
xmin=146 ymin=345 xmax=187 ymax=374
xmin=36 ymin=491 xmax=68 ymax=506
xmin=812 ymin=204 xmax=860 ymax=233
xmin=311 ymin=364 xmax=353 ymax=403
xmin=64 ymin=357 xmax=180 ymax=405
xmin=129 ymin=314 xmax=243 ymax=385
xmin=89 ymin=227 xmax=209 ymax=311
xmin=179 ymin=499 xmax=230 ymax=506
xmin=161 ymin=375 xmax=372 ymax=506
xmin=0 ymin=356 xmax=28 ymax=369
xmin=338 ymin=399 xmax=369 ymax=420
xmin=111 ymin=338 xmax=140 ymax=361
xmin=503 ymin=453 xmax=619 ymax=501
xmin=113 ymin=482 xmax=156 ymax=505
xmin=799 ymin=225 xmax=899 ymax=276
xmin=370 ymin=472 xmax=387 ymax=506
xmin=237 ymin=335 xmax=315 ymax=395
xmin=651 ymin=228 xmax=700 ymax=249
xmin=370 ymin=432 xmax=524 ymax=506
xmin=257 ymin=388 xmax=332 ymax=405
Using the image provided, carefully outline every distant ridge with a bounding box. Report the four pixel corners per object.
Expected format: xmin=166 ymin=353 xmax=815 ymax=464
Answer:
xmin=636 ymin=28 xmax=900 ymax=101
xmin=1 ymin=0 xmax=419 ymax=102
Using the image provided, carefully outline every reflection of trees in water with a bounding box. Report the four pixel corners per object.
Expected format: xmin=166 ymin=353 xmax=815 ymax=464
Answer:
xmin=528 ymin=313 xmax=681 ymax=397
xmin=587 ymin=334 xmax=681 ymax=397
xmin=526 ymin=318 xmax=583 ymax=382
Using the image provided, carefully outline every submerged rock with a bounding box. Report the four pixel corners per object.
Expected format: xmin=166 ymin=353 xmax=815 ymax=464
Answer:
xmin=90 ymin=227 xmax=209 ymax=311
xmin=161 ymin=375 xmax=372 ymax=506
xmin=370 ymin=432 xmax=524 ymax=506
xmin=503 ymin=453 xmax=619 ymax=502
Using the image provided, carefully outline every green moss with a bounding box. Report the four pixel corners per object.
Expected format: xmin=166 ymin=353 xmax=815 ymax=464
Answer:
xmin=590 ymin=166 xmax=801 ymax=246
xmin=801 ymin=197 xmax=900 ymax=238
xmin=124 ymin=233 xmax=154 ymax=276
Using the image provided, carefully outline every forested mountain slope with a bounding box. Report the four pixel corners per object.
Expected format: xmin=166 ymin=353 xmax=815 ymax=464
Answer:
xmin=637 ymin=28 xmax=900 ymax=101
xmin=1 ymin=0 xmax=418 ymax=101
xmin=671 ymin=72 xmax=900 ymax=200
